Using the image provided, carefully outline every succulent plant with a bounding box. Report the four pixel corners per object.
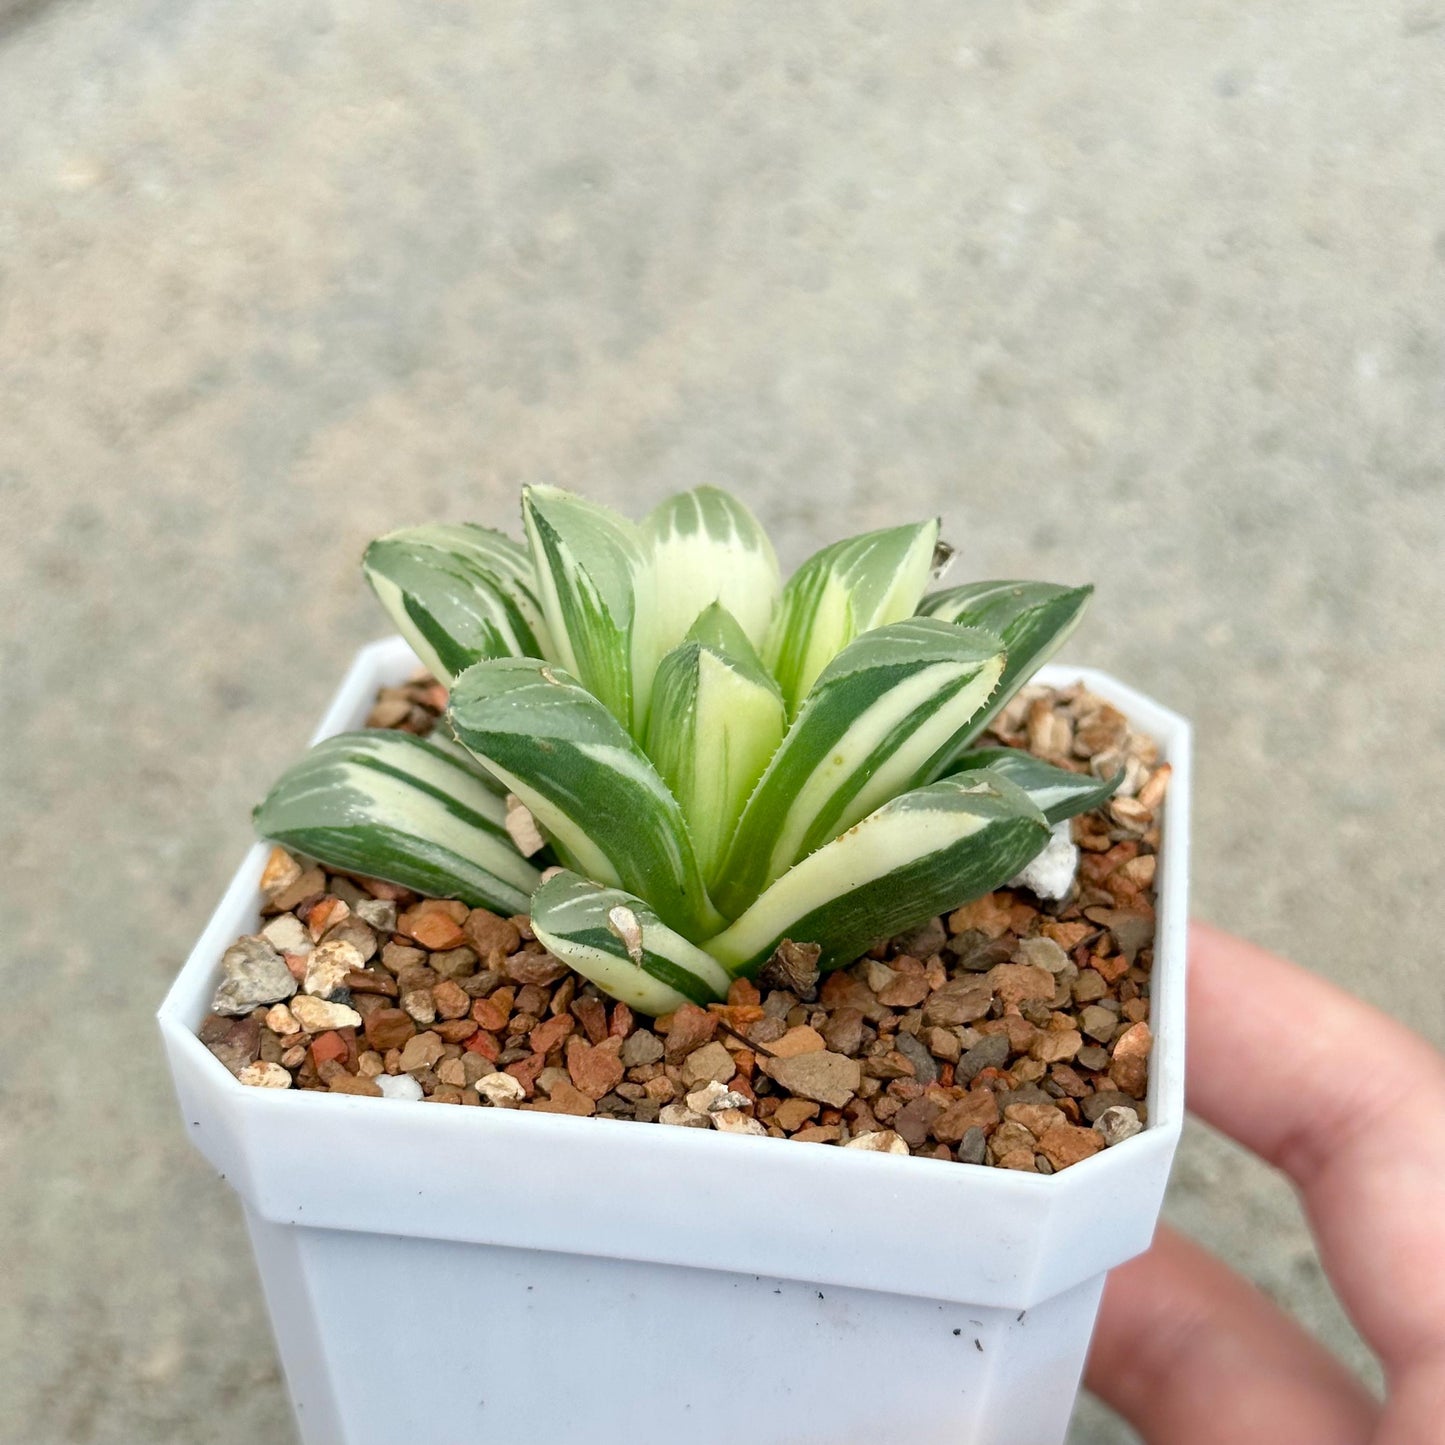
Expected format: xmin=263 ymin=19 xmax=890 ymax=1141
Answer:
xmin=255 ymin=487 xmax=1116 ymax=1013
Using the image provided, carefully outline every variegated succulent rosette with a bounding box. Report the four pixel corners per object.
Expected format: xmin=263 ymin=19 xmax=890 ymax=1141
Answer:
xmin=255 ymin=488 xmax=1117 ymax=1014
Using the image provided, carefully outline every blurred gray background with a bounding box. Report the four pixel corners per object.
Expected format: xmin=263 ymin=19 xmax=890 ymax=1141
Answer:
xmin=2 ymin=2 xmax=1443 ymax=1441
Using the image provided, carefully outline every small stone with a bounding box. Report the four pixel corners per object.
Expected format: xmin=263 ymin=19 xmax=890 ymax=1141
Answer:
xmin=571 ymin=996 xmax=610 ymax=1044
xmin=923 ymin=1027 xmax=962 ymax=1063
xmin=264 ymin=1003 xmax=300 ymax=1035
xmin=303 ymin=939 xmax=364 ymax=998
xmin=863 ymin=959 xmax=898 ymax=994
xmin=664 ymin=1003 xmax=717 ymax=1060
xmin=269 ymin=864 xmax=326 ymax=913
xmin=528 ymin=1079 xmax=596 ymax=1116
xmin=1095 ymin=1105 xmax=1144 ymax=1146
xmin=893 ymin=1031 xmax=939 ymax=1085
xmin=302 ymin=895 xmax=351 ymax=942
xmin=259 ymin=846 xmax=303 ymax=899
xmin=620 ymin=1029 xmax=664 ymax=1068
xmin=238 ymin=1061 xmax=292 ymax=1089
xmin=429 ymin=946 xmax=479 ymax=981
xmin=363 ymin=1008 xmax=416 ymax=1052
xmin=329 ymin=1072 xmax=383 ymax=1098
xmin=875 ymin=959 xmax=931 ymax=1008
xmin=211 ymin=937 xmax=297 ymax=1015
xmin=843 ymin=1130 xmax=910 ymax=1155
xmin=756 ymin=939 xmax=822 ymax=997
xmin=1079 ymin=1005 xmax=1118 ymax=1042
xmin=793 ymin=1124 xmax=843 ymax=1145
xmin=260 ymin=913 xmax=313 ymax=957
xmin=772 ymin=1098 xmax=821 ymax=1131
xmin=290 ymin=995 xmax=362 ymax=1032
xmin=1109 ymin=1022 xmax=1153 ymax=1098
xmin=822 ymin=1007 xmax=866 ymax=1056
xmin=1015 ymin=936 xmax=1070 ymax=974
xmin=681 ymin=1042 xmax=736 ymax=1087
xmin=505 ymin=950 xmax=570 ymax=987
xmin=399 ymin=900 xmax=470 ymax=951
xmin=930 ymin=1089 xmax=1001 ymax=1145
xmin=684 ymin=1080 xmax=733 ymax=1113
xmin=463 ymin=909 xmax=522 ymax=962
xmin=375 ymin=1073 xmax=424 ymax=1102
xmin=759 ymin=1051 xmax=862 ymax=1109
xmin=893 ymin=917 xmax=947 ymax=958
xmin=767 ymin=1025 xmax=827 ymax=1059
xmin=956 ymin=1126 xmax=988 ymax=1165
xmin=948 ymin=894 xmax=1014 ymax=938
xmin=956 ymin=1033 xmax=1010 ymax=1084
xmin=529 ymin=1013 xmax=576 ymax=1056
xmin=985 ymin=964 xmax=1056 ymax=1010
xmin=1008 ymin=822 xmax=1079 ymax=900
xmin=1004 ymin=1102 xmax=1067 ymax=1139
xmin=567 ymin=1036 xmax=626 ymax=1100
xmin=355 ymin=898 xmax=398 ymax=933
xmin=436 ymin=1057 xmax=468 ymax=1088
xmin=1030 ymin=1028 xmax=1083 ymax=1064
xmin=893 ymin=1096 xmax=944 ymax=1147
xmin=711 ymin=1108 xmax=767 ymax=1136
xmin=432 ymin=979 xmax=471 ymax=1021
xmin=399 ymin=1031 xmax=445 ymax=1072
xmin=1077 ymin=1044 xmax=1111 ymax=1072
xmin=1036 ymin=1122 xmax=1106 ymax=1170
xmin=658 ymin=1103 xmax=711 ymax=1128
xmin=400 ymin=988 xmax=437 ymax=1025
xmin=920 ymin=977 xmax=993 ymax=1028
xmin=476 ymin=1071 xmax=526 ymax=1105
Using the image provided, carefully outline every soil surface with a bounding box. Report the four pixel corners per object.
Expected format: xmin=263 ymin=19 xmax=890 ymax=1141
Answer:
xmin=198 ymin=677 xmax=1168 ymax=1172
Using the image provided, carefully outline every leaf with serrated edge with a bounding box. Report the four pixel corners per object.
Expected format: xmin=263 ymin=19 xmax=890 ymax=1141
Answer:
xmin=949 ymin=748 xmax=1122 ymax=825
xmin=645 ymin=604 xmax=785 ymax=889
xmin=363 ymin=524 xmax=550 ymax=684
xmin=712 ymin=619 xmax=1005 ymax=916
xmin=704 ymin=771 xmax=1049 ymax=978
xmin=522 ymin=486 xmax=646 ymax=732
xmin=531 ymin=870 xmax=734 ymax=1013
xmin=917 ymin=581 xmax=1092 ymax=767
xmin=764 ymin=519 xmax=940 ymax=715
xmin=634 ymin=487 xmax=781 ymax=726
xmin=448 ymin=656 xmax=721 ymax=936
xmin=253 ymin=730 xmax=542 ymax=915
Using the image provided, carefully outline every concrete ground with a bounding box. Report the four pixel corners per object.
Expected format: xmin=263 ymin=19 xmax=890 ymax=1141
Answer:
xmin=2 ymin=2 xmax=1442 ymax=1441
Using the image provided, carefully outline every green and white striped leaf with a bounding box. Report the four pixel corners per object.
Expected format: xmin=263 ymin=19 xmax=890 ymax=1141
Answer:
xmin=917 ymin=581 xmax=1092 ymax=767
xmin=252 ymin=730 xmax=542 ymax=915
xmin=638 ymin=485 xmax=780 ymax=676
xmin=704 ymin=770 xmax=1050 ymax=977
xmin=448 ymin=656 xmax=721 ymax=937
xmin=712 ymin=618 xmax=1005 ymax=916
xmin=522 ymin=485 xmax=646 ymax=732
xmin=644 ymin=604 xmax=786 ymax=889
xmin=531 ymin=870 xmax=734 ymax=1014
xmin=950 ymin=747 xmax=1122 ymax=825
xmin=764 ymin=519 xmax=941 ymax=715
xmin=363 ymin=524 xmax=550 ymax=685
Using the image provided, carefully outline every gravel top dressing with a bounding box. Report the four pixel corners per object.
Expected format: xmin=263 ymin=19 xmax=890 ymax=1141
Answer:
xmin=199 ymin=676 xmax=1167 ymax=1173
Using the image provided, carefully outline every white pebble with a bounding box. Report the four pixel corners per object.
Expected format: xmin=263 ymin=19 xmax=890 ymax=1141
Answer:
xmin=304 ymin=939 xmax=364 ymax=997
xmin=843 ymin=1129 xmax=910 ymax=1154
xmin=1094 ymin=1105 xmax=1144 ymax=1147
xmin=290 ymin=995 xmax=362 ymax=1032
xmin=658 ymin=1103 xmax=711 ymax=1128
xmin=711 ymin=1108 xmax=767 ymax=1136
xmin=238 ymin=1062 xmax=292 ymax=1089
xmin=260 ymin=913 xmax=313 ymax=957
xmin=264 ymin=1003 xmax=300 ymax=1035
xmin=1008 ymin=821 xmax=1079 ymax=901
xmin=374 ymin=1074 xmax=425 ymax=1102
xmin=476 ymin=1073 xmax=526 ymax=1106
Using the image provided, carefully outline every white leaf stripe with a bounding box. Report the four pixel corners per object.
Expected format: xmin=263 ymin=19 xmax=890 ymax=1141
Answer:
xmin=713 ymin=620 xmax=1004 ymax=915
xmin=363 ymin=524 xmax=551 ymax=683
xmin=949 ymin=747 xmax=1122 ymax=824
xmin=644 ymin=606 xmax=785 ymax=889
xmin=703 ymin=772 xmax=1049 ymax=977
xmin=448 ymin=657 xmax=721 ymax=937
xmin=531 ymin=871 xmax=733 ymax=1012
xmin=917 ymin=582 xmax=1092 ymax=766
xmin=523 ymin=486 xmax=644 ymax=732
xmin=765 ymin=520 xmax=940 ymax=713
xmin=253 ymin=731 xmax=542 ymax=914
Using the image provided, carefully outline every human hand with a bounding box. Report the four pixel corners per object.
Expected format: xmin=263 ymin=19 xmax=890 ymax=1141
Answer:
xmin=1085 ymin=921 xmax=1445 ymax=1444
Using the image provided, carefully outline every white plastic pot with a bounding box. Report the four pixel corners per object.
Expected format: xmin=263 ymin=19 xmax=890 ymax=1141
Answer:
xmin=159 ymin=637 xmax=1191 ymax=1445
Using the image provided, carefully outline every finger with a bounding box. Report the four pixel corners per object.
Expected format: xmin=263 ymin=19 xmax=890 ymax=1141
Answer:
xmin=1186 ymin=921 xmax=1445 ymax=1378
xmin=1086 ymin=1224 xmax=1380 ymax=1444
